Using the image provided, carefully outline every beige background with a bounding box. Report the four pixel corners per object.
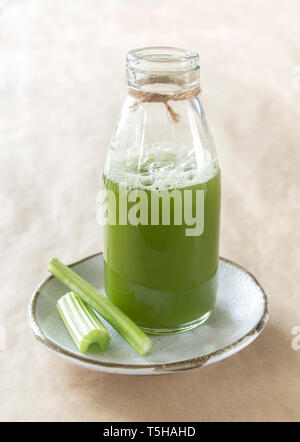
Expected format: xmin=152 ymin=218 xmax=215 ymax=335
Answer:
xmin=1 ymin=0 xmax=300 ymax=422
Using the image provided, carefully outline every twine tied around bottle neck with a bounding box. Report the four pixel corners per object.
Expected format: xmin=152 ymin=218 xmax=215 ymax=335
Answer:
xmin=128 ymin=78 xmax=201 ymax=123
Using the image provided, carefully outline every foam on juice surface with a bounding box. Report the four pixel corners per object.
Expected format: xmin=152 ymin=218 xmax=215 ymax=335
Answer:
xmin=105 ymin=143 xmax=218 ymax=190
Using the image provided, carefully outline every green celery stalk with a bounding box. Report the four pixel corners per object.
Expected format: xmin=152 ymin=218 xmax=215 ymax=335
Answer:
xmin=57 ymin=291 xmax=110 ymax=353
xmin=49 ymin=258 xmax=153 ymax=356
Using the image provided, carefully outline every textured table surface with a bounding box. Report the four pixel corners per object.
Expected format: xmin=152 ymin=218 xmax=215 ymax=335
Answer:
xmin=1 ymin=0 xmax=300 ymax=422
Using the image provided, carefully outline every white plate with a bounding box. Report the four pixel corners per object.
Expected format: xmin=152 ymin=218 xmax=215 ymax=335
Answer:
xmin=29 ymin=253 xmax=269 ymax=375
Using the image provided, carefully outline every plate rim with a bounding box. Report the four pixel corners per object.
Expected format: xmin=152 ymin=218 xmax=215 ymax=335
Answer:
xmin=28 ymin=253 xmax=269 ymax=373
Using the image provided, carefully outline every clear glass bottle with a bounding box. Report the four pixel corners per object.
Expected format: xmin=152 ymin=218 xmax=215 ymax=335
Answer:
xmin=102 ymin=47 xmax=221 ymax=334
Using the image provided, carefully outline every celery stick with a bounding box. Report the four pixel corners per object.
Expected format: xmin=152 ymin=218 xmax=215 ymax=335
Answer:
xmin=49 ymin=258 xmax=153 ymax=356
xmin=57 ymin=291 xmax=110 ymax=353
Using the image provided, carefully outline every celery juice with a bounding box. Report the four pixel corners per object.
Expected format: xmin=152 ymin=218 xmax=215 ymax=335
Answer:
xmin=103 ymin=146 xmax=221 ymax=332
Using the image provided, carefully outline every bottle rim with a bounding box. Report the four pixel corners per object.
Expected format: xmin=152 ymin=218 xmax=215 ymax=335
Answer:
xmin=126 ymin=46 xmax=199 ymax=74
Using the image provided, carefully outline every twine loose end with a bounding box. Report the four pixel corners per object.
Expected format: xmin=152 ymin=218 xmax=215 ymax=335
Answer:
xmin=164 ymin=102 xmax=181 ymax=124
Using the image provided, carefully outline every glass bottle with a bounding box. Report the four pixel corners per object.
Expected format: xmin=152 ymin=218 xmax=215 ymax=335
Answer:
xmin=102 ymin=47 xmax=221 ymax=334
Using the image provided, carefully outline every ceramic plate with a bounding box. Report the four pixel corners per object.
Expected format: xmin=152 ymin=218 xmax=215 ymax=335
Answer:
xmin=29 ymin=253 xmax=269 ymax=375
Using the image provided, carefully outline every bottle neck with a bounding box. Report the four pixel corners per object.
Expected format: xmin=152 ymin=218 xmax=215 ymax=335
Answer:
xmin=126 ymin=70 xmax=200 ymax=94
xmin=127 ymin=70 xmax=201 ymax=124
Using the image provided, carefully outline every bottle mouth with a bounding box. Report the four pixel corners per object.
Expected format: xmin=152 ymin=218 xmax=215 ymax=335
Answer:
xmin=126 ymin=47 xmax=200 ymax=91
xmin=127 ymin=46 xmax=199 ymax=74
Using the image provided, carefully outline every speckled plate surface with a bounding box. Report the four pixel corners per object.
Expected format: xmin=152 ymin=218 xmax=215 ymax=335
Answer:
xmin=29 ymin=253 xmax=269 ymax=375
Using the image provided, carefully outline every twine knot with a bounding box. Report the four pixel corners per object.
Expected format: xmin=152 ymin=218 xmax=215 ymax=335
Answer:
xmin=128 ymin=84 xmax=201 ymax=123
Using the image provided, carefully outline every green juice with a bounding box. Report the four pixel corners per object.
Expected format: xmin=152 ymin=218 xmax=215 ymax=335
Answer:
xmin=103 ymin=168 xmax=221 ymax=331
